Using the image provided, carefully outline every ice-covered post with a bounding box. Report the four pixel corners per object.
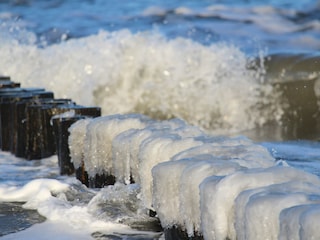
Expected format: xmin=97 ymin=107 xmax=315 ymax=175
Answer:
xmin=52 ymin=106 xmax=101 ymax=175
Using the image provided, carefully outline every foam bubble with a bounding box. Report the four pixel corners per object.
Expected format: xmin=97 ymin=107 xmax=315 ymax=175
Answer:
xmin=0 ymin=178 xmax=68 ymax=203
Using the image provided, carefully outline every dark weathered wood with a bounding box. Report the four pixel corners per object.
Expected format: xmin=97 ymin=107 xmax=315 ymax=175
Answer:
xmin=14 ymin=91 xmax=54 ymax=157
xmin=89 ymin=173 xmax=116 ymax=188
xmin=0 ymin=88 xmax=46 ymax=151
xmin=0 ymin=76 xmax=20 ymax=88
xmin=75 ymin=163 xmax=89 ymax=187
xmin=164 ymin=226 xmax=203 ymax=240
xmin=25 ymin=99 xmax=74 ymax=160
xmin=52 ymin=107 xmax=101 ymax=175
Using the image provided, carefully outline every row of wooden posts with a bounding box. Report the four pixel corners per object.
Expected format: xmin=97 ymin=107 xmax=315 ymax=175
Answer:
xmin=0 ymin=76 xmax=101 ymax=182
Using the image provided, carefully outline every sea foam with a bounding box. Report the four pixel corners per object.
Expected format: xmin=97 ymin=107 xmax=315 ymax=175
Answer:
xmin=0 ymin=26 xmax=283 ymax=134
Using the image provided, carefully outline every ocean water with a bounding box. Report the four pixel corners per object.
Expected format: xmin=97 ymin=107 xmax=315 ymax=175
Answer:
xmin=0 ymin=0 xmax=320 ymax=239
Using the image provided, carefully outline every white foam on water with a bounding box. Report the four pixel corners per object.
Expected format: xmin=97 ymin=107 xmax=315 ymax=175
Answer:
xmin=0 ymin=215 xmax=146 ymax=240
xmin=0 ymin=177 xmax=133 ymax=239
xmin=0 ymin=221 xmax=93 ymax=240
xmin=0 ymin=26 xmax=284 ymax=134
xmin=85 ymin=181 xmax=161 ymax=232
xmin=0 ymin=153 xmax=60 ymax=186
xmin=87 ymin=183 xmax=141 ymax=221
xmin=0 ymin=178 xmax=68 ymax=202
xmin=0 ymin=155 xmax=159 ymax=239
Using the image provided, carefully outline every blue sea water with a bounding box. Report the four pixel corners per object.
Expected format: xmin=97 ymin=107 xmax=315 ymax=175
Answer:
xmin=0 ymin=0 xmax=320 ymax=239
xmin=1 ymin=0 xmax=320 ymax=52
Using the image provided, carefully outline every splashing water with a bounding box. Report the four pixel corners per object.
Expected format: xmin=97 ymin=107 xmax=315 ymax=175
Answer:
xmin=0 ymin=27 xmax=283 ymax=134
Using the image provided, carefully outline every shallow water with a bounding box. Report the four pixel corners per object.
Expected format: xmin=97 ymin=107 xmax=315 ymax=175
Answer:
xmin=0 ymin=202 xmax=46 ymax=237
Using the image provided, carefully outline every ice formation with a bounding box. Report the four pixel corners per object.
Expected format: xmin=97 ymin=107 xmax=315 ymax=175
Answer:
xmin=68 ymin=113 xmax=320 ymax=240
xmin=200 ymin=167 xmax=320 ymax=240
xmin=83 ymin=114 xmax=150 ymax=177
xmin=68 ymin=118 xmax=92 ymax=169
